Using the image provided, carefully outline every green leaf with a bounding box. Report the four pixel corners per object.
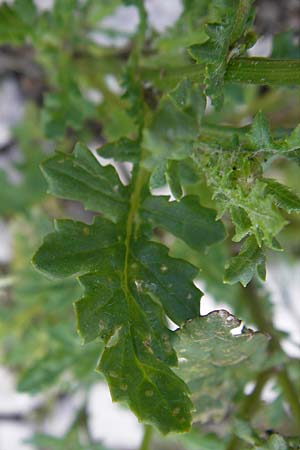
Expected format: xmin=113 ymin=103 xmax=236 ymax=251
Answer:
xmin=34 ymin=216 xmax=201 ymax=432
xmin=224 ymin=236 xmax=266 ymax=286
xmin=174 ymin=310 xmax=268 ymax=422
xmin=33 ymin=144 xmax=203 ymax=433
xmin=248 ymin=112 xmax=273 ymax=150
xmin=286 ymin=125 xmax=300 ymax=150
xmin=230 ymin=206 xmax=252 ymax=242
xmin=265 ymin=178 xmax=300 ymax=213
xmin=41 ymin=143 xmax=129 ymax=223
xmin=142 ymin=195 xmax=226 ymax=251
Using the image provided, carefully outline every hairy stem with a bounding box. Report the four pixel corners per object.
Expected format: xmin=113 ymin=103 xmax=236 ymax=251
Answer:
xmin=139 ymin=425 xmax=153 ymax=450
xmin=226 ymin=58 xmax=300 ymax=85
xmin=140 ymin=57 xmax=300 ymax=89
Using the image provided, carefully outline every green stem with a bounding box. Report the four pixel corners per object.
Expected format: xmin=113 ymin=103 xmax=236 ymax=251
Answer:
xmin=277 ymin=370 xmax=300 ymax=424
xmin=123 ymin=160 xmax=148 ymax=292
xmin=226 ymin=57 xmax=300 ymax=85
xmin=243 ymin=284 xmax=300 ymax=426
xmin=226 ymin=370 xmax=273 ymax=450
xmin=139 ymin=425 xmax=153 ymax=450
xmin=140 ymin=57 xmax=300 ymax=89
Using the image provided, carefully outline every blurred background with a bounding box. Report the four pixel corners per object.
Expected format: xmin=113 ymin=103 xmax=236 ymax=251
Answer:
xmin=0 ymin=0 xmax=300 ymax=449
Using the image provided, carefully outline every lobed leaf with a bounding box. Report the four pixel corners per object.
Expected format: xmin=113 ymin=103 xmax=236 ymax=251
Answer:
xmin=248 ymin=112 xmax=273 ymax=150
xmin=33 ymin=144 xmax=206 ymax=433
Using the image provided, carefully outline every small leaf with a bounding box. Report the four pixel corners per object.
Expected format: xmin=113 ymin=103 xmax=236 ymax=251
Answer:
xmin=142 ymin=195 xmax=226 ymax=251
xmin=230 ymin=206 xmax=252 ymax=242
xmin=248 ymin=112 xmax=273 ymax=150
xmin=286 ymin=124 xmax=300 ymax=150
xmin=188 ymin=0 xmax=255 ymax=108
xmin=265 ymin=178 xmax=300 ymax=213
xmin=224 ymin=235 xmax=266 ymax=286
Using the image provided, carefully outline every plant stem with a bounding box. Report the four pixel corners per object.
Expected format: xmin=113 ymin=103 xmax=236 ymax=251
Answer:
xmin=226 ymin=370 xmax=273 ymax=450
xmin=139 ymin=425 xmax=153 ymax=450
xmin=243 ymin=284 xmax=300 ymax=425
xmin=277 ymin=370 xmax=300 ymax=424
xmin=140 ymin=57 xmax=300 ymax=89
xmin=226 ymin=57 xmax=300 ymax=85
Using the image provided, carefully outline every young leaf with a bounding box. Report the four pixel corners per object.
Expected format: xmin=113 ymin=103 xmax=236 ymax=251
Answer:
xmin=248 ymin=112 xmax=273 ymax=150
xmin=174 ymin=310 xmax=268 ymax=423
xmin=265 ymin=178 xmax=300 ymax=213
xmin=189 ymin=0 xmax=255 ymax=108
xmin=224 ymin=235 xmax=266 ymax=286
xmin=230 ymin=206 xmax=252 ymax=242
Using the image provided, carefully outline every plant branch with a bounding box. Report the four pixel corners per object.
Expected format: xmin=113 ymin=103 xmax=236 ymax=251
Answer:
xmin=243 ymin=283 xmax=300 ymax=425
xmin=226 ymin=370 xmax=273 ymax=450
xmin=139 ymin=57 xmax=300 ymax=89
xmin=139 ymin=425 xmax=153 ymax=450
xmin=226 ymin=57 xmax=300 ymax=86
